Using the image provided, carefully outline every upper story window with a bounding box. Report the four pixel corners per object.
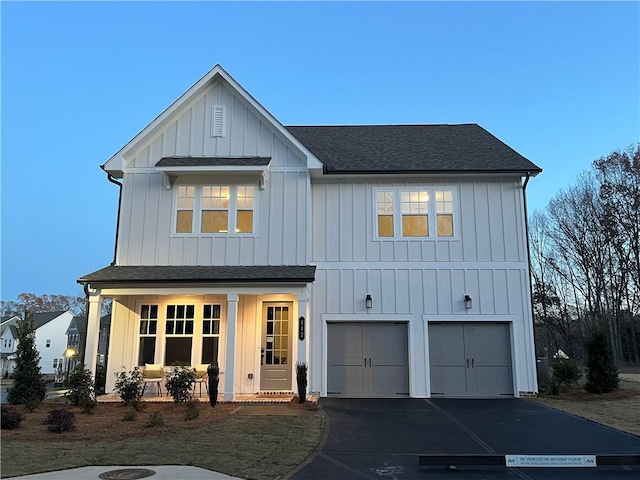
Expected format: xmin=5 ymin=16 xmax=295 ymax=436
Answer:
xmin=375 ymin=187 xmax=457 ymax=239
xmin=174 ymin=185 xmax=255 ymax=235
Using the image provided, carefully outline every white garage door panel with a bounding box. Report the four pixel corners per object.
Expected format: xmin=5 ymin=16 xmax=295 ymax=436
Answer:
xmin=328 ymin=323 xmax=409 ymax=397
xmin=429 ymin=323 xmax=513 ymax=398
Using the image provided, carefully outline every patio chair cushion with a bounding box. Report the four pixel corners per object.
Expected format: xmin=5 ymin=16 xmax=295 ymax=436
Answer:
xmin=143 ymin=364 xmax=164 ymax=379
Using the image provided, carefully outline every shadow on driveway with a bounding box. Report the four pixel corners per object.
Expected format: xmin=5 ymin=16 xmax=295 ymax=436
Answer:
xmin=287 ymin=398 xmax=640 ymax=480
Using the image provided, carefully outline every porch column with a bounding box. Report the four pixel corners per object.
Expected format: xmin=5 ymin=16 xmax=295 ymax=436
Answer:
xmin=297 ymin=293 xmax=308 ymax=364
xmin=84 ymin=291 xmax=103 ymax=377
xmin=224 ymin=293 xmax=238 ymax=401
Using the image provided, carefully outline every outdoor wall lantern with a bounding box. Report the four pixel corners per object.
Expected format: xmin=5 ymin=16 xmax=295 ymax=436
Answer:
xmin=464 ymin=294 xmax=473 ymax=310
xmin=298 ymin=316 xmax=305 ymax=340
xmin=365 ymin=294 xmax=373 ymax=309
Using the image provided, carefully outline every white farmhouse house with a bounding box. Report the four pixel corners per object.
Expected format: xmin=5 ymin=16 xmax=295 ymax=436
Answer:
xmin=33 ymin=311 xmax=75 ymax=377
xmin=1 ymin=312 xmax=75 ymax=377
xmin=78 ymin=65 xmax=542 ymax=399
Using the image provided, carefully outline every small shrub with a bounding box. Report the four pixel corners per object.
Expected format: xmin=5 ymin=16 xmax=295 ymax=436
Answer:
xmin=45 ymin=408 xmax=75 ymax=433
xmin=24 ymin=399 xmax=41 ymax=412
xmin=145 ymin=410 xmax=164 ymax=428
xmin=585 ymin=328 xmax=619 ymax=394
xmin=207 ymin=364 xmax=220 ymax=408
xmin=1 ymin=406 xmax=25 ymax=430
xmin=185 ymin=399 xmax=200 ymax=420
xmin=296 ymin=362 xmax=308 ymax=404
xmin=122 ymin=409 xmax=137 ymax=422
xmin=130 ymin=399 xmax=147 ymax=412
xmin=165 ymin=366 xmax=196 ymax=404
xmin=66 ymin=365 xmax=95 ymax=410
xmin=552 ymin=357 xmax=581 ymax=388
xmin=114 ymin=367 xmax=144 ymax=406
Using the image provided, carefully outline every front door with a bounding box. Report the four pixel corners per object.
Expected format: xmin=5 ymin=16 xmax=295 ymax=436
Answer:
xmin=260 ymin=303 xmax=292 ymax=391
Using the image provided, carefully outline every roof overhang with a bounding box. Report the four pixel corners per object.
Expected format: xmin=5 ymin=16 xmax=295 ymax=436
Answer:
xmin=155 ymin=156 xmax=273 ymax=189
xmin=78 ymin=265 xmax=317 ymax=287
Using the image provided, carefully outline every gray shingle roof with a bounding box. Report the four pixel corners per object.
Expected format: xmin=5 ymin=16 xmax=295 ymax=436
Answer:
xmin=286 ymin=124 xmax=541 ymax=174
xmin=156 ymin=157 xmax=271 ymax=167
xmin=78 ymin=265 xmax=316 ymax=284
xmin=33 ymin=311 xmax=68 ymax=329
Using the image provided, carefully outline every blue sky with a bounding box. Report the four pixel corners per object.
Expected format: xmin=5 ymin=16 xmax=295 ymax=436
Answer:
xmin=2 ymin=1 xmax=639 ymax=301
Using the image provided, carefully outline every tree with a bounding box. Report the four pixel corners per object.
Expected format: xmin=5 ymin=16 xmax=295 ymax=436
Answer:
xmin=530 ymin=144 xmax=640 ymax=366
xmin=6 ymin=311 xmax=47 ymax=405
xmin=585 ymin=328 xmax=619 ymax=393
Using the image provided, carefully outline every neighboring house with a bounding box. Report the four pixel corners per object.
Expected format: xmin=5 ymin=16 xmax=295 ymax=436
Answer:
xmin=66 ymin=316 xmax=87 ymax=371
xmin=78 ymin=65 xmax=542 ymax=399
xmin=33 ymin=311 xmax=75 ymax=377
xmin=1 ymin=322 xmax=19 ymax=376
xmin=97 ymin=314 xmax=111 ymax=368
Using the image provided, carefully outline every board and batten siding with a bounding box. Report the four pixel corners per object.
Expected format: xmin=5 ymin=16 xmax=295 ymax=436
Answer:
xmin=115 ymin=81 xmax=310 ymax=267
xmin=311 ymin=179 xmax=526 ymax=263
xmin=309 ymin=178 xmax=537 ymax=397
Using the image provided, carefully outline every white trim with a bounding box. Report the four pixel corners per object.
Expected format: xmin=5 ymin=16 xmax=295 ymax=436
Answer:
xmin=100 ymin=286 xmax=309 ymax=297
xmin=422 ymin=314 xmax=518 ymax=322
xmin=372 ymin=186 xmax=461 ymax=240
xmin=314 ymin=261 xmax=530 ymax=270
xmin=321 ymin=314 xmax=412 ymax=322
xmin=170 ymin=183 xmax=258 ymax=237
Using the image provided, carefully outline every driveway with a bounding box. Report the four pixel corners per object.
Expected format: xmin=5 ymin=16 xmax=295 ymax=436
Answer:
xmin=288 ymin=398 xmax=640 ymax=480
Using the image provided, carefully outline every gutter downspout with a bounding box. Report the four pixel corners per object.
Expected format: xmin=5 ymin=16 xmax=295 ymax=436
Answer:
xmin=103 ymin=167 xmax=123 ymax=266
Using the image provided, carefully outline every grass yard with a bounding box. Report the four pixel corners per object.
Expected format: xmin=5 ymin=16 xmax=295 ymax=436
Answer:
xmin=530 ymin=374 xmax=640 ymax=437
xmin=1 ymin=401 xmax=324 ymax=479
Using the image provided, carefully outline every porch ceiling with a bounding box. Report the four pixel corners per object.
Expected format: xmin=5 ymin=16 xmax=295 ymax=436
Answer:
xmin=77 ymin=265 xmax=316 ymax=285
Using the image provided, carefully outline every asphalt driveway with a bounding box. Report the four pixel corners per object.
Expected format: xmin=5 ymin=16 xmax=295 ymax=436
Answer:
xmin=288 ymin=398 xmax=640 ymax=480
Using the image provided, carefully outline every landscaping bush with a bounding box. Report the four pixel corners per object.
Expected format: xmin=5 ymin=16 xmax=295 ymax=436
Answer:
xmin=1 ymin=406 xmax=25 ymax=430
xmin=45 ymin=409 xmax=75 ymax=433
xmin=552 ymin=356 xmax=581 ymax=388
xmin=165 ymin=366 xmax=196 ymax=404
xmin=145 ymin=410 xmax=164 ymax=428
xmin=6 ymin=312 xmax=47 ymax=405
xmin=207 ymin=364 xmax=220 ymax=407
xmin=122 ymin=409 xmax=137 ymax=422
xmin=113 ymin=367 xmax=144 ymax=406
xmin=66 ymin=365 xmax=96 ymax=411
xmin=296 ymin=362 xmax=308 ymax=404
xmin=585 ymin=328 xmax=619 ymax=394
xmin=185 ymin=399 xmax=200 ymax=420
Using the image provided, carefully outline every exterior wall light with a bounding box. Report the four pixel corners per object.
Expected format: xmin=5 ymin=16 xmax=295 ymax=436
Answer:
xmin=464 ymin=294 xmax=473 ymax=310
xmin=365 ymin=294 xmax=373 ymax=309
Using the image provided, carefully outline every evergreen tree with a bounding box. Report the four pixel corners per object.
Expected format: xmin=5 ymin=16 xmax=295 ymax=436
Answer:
xmin=585 ymin=327 xmax=619 ymax=394
xmin=7 ymin=311 xmax=47 ymax=404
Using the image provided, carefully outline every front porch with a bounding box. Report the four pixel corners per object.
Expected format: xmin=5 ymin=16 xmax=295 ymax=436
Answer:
xmin=96 ymin=391 xmax=320 ymax=404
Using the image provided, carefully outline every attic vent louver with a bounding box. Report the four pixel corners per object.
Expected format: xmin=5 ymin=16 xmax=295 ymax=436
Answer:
xmin=211 ymin=105 xmax=226 ymax=137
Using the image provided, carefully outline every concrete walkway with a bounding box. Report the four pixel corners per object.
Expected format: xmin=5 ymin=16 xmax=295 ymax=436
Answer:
xmin=7 ymin=466 xmax=241 ymax=480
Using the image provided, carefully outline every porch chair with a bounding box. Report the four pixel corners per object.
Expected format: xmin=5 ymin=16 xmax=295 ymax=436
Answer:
xmin=142 ymin=364 xmax=165 ymax=396
xmin=193 ymin=364 xmax=209 ymax=396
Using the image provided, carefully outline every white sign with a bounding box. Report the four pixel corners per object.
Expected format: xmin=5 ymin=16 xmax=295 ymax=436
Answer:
xmin=505 ymin=455 xmax=597 ymax=467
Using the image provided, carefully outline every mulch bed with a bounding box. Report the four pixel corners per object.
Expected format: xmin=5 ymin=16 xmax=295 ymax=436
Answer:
xmin=2 ymin=400 xmax=238 ymax=441
xmin=538 ymin=384 xmax=640 ymax=402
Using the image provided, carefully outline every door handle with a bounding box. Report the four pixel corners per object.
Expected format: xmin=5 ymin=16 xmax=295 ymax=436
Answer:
xmin=364 ymin=357 xmax=367 ymax=367
xmin=261 ymin=348 xmax=265 ymax=366
xmin=466 ymin=358 xmax=469 ymax=368
xmin=368 ymin=358 xmax=372 ymax=368
xmin=471 ymin=358 xmax=474 ymax=368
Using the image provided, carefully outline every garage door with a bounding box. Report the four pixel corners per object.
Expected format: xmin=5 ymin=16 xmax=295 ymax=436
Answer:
xmin=429 ymin=323 xmax=513 ymax=397
xmin=327 ymin=323 xmax=410 ymax=397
